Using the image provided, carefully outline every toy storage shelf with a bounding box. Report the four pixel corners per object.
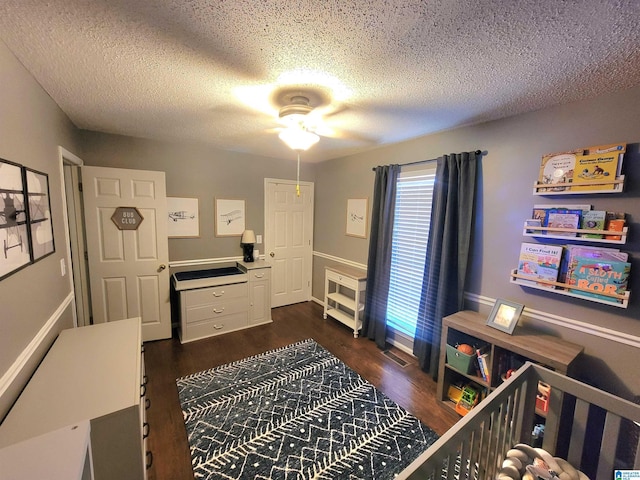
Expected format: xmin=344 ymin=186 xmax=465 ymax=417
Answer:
xmin=532 ymin=175 xmax=625 ymax=195
xmin=509 ymin=269 xmax=630 ymax=308
xmin=522 ymin=224 xmax=628 ymax=245
xmin=437 ymin=310 xmax=583 ymax=418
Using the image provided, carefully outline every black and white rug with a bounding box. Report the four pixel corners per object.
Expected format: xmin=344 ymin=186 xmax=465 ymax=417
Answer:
xmin=176 ymin=338 xmax=439 ymax=479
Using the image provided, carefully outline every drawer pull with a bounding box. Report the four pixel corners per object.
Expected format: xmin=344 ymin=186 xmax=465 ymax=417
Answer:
xmin=254 ymin=273 xmax=265 ymax=278
xmin=142 ymin=375 xmax=148 ymax=386
xmin=140 ymin=384 xmax=147 ymax=398
xmin=212 ymin=290 xmax=225 ymax=297
xmin=213 ymin=308 xmax=225 ymax=314
xmin=213 ymin=324 xmax=224 ymax=330
xmin=146 ymin=451 xmax=153 ymax=469
xmin=143 ymin=422 xmax=150 ymax=439
xmin=145 ymin=398 xmax=151 ymax=410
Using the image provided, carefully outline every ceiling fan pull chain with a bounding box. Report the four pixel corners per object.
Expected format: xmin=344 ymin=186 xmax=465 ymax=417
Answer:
xmin=296 ymin=151 xmax=301 ymax=197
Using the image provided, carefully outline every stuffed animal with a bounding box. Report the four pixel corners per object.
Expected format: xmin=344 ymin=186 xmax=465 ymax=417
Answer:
xmin=496 ymin=444 xmax=589 ymax=480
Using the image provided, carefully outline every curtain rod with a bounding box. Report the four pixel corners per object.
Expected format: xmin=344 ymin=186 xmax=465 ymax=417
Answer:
xmin=371 ymin=150 xmax=482 ymax=171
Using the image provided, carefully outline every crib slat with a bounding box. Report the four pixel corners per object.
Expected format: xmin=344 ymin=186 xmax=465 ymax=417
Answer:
xmin=596 ymin=411 xmax=621 ymax=479
xmin=567 ymin=398 xmax=589 ymax=466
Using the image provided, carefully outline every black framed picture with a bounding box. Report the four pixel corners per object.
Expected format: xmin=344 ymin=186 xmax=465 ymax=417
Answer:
xmin=486 ymin=299 xmax=524 ymax=335
xmin=0 ymin=159 xmax=31 ymax=279
xmin=25 ymin=167 xmax=55 ymax=261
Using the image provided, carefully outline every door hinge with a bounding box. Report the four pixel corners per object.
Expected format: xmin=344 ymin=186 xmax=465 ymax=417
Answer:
xmin=84 ymin=251 xmax=89 ymax=261
xmin=78 ymin=182 xmax=83 ymax=192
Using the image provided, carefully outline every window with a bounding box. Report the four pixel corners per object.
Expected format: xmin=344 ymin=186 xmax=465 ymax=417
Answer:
xmin=386 ymin=167 xmax=436 ymax=340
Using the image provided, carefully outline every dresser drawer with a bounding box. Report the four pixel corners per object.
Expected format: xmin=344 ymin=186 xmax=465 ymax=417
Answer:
xmin=185 ymin=297 xmax=248 ymax=324
xmin=183 ymin=311 xmax=248 ymax=340
xmin=185 ymin=282 xmax=248 ymax=307
xmin=248 ymin=268 xmax=271 ymax=282
xmin=326 ymin=270 xmax=358 ymax=290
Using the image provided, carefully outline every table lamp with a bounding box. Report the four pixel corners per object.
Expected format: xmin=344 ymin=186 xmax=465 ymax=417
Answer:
xmin=241 ymin=229 xmax=256 ymax=262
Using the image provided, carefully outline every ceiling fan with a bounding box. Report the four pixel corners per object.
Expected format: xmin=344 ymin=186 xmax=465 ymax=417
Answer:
xmin=274 ymin=91 xmax=330 ymax=151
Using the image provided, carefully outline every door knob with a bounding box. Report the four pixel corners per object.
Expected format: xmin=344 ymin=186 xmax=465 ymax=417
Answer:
xmin=270 ymin=252 xmax=275 ymax=258
xmin=158 ymin=264 xmax=167 ymax=271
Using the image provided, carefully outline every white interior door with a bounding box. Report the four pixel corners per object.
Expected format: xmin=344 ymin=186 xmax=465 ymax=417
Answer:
xmin=264 ymin=178 xmax=314 ymax=308
xmin=82 ymin=166 xmax=171 ymax=341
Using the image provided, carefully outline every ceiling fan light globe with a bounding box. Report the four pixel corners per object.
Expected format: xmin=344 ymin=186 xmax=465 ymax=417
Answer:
xmin=278 ymin=128 xmax=319 ymax=151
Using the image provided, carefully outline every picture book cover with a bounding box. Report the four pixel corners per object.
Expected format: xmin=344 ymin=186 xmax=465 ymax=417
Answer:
xmin=537 ymin=151 xmax=577 ymax=192
xmin=561 ymin=246 xmax=628 ymax=285
xmin=517 ymin=242 xmax=564 ymax=289
xmin=580 ymin=210 xmax=607 ymax=238
xmin=605 ymin=212 xmax=626 ymax=240
xmin=546 ymin=210 xmax=581 ymax=237
xmin=571 ymin=150 xmax=621 ymax=191
xmin=570 ymin=257 xmax=630 ymax=302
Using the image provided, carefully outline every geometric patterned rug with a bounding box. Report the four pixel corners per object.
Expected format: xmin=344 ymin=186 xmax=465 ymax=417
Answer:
xmin=176 ymin=338 xmax=439 ymax=479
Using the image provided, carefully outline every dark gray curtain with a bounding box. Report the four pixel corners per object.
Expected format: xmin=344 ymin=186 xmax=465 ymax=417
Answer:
xmin=413 ymin=151 xmax=478 ymax=378
xmin=362 ymin=164 xmax=400 ymax=349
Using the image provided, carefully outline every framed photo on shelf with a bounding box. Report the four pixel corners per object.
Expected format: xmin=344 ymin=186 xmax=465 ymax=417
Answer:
xmin=25 ymin=168 xmax=55 ymax=261
xmin=345 ymin=198 xmax=368 ymax=238
xmin=215 ymin=198 xmax=245 ymax=237
xmin=486 ymin=299 xmax=524 ymax=335
xmin=167 ymin=197 xmax=200 ymax=238
xmin=0 ymin=159 xmax=31 ymax=280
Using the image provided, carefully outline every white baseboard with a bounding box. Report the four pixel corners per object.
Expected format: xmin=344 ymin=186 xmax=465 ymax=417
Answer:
xmin=0 ymin=293 xmax=74 ymax=420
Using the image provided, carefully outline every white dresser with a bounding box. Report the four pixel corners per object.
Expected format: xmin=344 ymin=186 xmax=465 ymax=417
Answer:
xmin=173 ymin=261 xmax=272 ymax=343
xmin=0 ymin=318 xmax=148 ymax=480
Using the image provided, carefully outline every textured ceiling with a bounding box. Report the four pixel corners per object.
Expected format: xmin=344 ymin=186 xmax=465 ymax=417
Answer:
xmin=1 ymin=1 xmax=640 ymax=162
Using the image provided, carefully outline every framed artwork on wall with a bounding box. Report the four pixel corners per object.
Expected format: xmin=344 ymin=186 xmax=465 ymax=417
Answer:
xmin=345 ymin=198 xmax=368 ymax=238
xmin=167 ymin=197 xmax=200 ymax=238
xmin=25 ymin=168 xmax=55 ymax=261
xmin=215 ymin=198 xmax=245 ymax=237
xmin=0 ymin=159 xmax=31 ymax=279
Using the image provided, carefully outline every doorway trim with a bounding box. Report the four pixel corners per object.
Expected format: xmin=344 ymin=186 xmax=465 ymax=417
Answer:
xmin=58 ymin=146 xmax=91 ymax=327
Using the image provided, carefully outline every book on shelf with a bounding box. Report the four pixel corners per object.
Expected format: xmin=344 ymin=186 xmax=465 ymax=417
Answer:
xmin=536 ymin=143 xmax=625 ymax=192
xmin=560 ymin=245 xmax=628 ymax=284
xmin=545 ymin=209 xmax=582 ymax=237
xmin=580 ymin=210 xmax=607 ymax=238
xmin=538 ymin=150 xmax=578 ymax=192
xmin=517 ymin=242 xmax=564 ymax=289
xmin=531 ymin=204 xmax=591 ymax=231
xmin=605 ymin=212 xmax=626 ymax=240
xmin=475 ymin=346 xmax=490 ymax=383
xmin=569 ymin=257 xmax=630 ymax=302
xmin=571 ymin=149 xmax=623 ymax=191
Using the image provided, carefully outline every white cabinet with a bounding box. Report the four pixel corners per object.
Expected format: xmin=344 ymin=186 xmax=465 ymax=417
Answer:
xmin=323 ymin=266 xmax=366 ymax=337
xmin=173 ymin=261 xmax=272 ymax=343
xmin=239 ymin=260 xmax=272 ymax=326
xmin=0 ymin=318 xmax=147 ymax=480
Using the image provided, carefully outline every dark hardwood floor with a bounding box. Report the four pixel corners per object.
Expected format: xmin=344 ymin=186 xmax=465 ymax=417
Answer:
xmin=144 ymin=301 xmax=459 ymax=480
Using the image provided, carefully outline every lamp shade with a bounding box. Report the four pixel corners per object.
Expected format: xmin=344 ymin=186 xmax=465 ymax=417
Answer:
xmin=278 ymin=127 xmax=319 ymax=151
xmin=241 ymin=229 xmax=256 ymax=244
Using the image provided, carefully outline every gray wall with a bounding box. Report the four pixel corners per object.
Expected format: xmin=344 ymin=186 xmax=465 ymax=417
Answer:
xmin=2 ymin=29 xmax=639 ymax=419
xmin=78 ymin=131 xmax=317 ymax=262
xmin=0 ymin=41 xmax=79 ymax=416
xmin=313 ymin=85 xmax=640 ymax=399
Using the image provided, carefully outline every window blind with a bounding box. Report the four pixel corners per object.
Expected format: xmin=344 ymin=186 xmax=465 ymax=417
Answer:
xmin=386 ymin=168 xmax=436 ymax=338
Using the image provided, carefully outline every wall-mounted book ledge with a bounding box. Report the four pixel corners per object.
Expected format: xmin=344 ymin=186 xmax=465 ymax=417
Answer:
xmin=533 ymin=175 xmax=625 ymax=195
xmin=522 ymin=224 xmax=628 ymax=244
xmin=509 ymin=269 xmax=630 ymax=308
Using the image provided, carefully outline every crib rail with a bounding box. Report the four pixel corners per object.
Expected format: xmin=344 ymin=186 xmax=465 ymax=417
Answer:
xmin=397 ymin=362 xmax=640 ymax=480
